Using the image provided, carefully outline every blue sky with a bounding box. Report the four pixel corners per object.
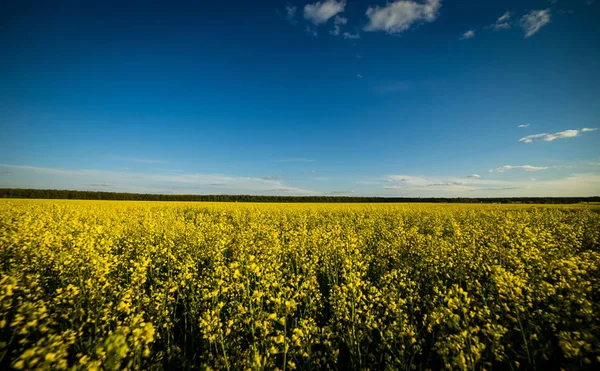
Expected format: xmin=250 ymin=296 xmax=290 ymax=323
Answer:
xmin=1 ymin=0 xmax=599 ymax=196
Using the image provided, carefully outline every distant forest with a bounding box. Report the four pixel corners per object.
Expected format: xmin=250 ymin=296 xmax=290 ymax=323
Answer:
xmin=1 ymin=188 xmax=598 ymax=204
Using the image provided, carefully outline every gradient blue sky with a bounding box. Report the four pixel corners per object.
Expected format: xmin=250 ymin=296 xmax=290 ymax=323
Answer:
xmin=1 ymin=0 xmax=599 ymax=196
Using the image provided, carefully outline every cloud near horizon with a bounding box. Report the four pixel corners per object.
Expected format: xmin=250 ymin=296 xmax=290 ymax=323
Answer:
xmin=2 ymin=164 xmax=599 ymax=197
xmin=368 ymin=171 xmax=600 ymax=196
xmin=383 ymin=175 xmax=473 ymax=192
xmin=0 ymin=164 xmax=317 ymax=196
xmin=488 ymin=165 xmax=549 ymax=173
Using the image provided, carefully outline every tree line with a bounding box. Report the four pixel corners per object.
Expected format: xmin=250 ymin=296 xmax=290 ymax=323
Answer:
xmin=0 ymin=188 xmax=598 ymax=204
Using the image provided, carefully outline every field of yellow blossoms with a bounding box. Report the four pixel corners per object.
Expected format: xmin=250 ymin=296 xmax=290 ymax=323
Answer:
xmin=1 ymin=199 xmax=599 ymax=370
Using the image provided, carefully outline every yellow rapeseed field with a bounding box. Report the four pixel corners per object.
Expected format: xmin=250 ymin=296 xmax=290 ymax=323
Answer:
xmin=1 ymin=199 xmax=599 ymax=370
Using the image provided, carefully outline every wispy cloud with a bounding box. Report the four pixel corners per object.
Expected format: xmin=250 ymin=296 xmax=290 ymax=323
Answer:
xmin=343 ymin=31 xmax=360 ymax=39
xmin=467 ymin=174 xmax=481 ymax=178
xmin=460 ymin=30 xmax=475 ymax=39
xmin=469 ymin=187 xmax=523 ymax=192
xmin=0 ymin=164 xmax=80 ymax=176
xmin=486 ymin=11 xmax=512 ymax=30
xmin=275 ymin=158 xmax=316 ymax=163
xmin=488 ymin=165 xmax=549 ymax=173
xmin=305 ymin=25 xmax=318 ymax=37
xmin=521 ymin=9 xmax=551 ymax=38
xmin=363 ymin=171 xmax=600 ymax=196
xmin=364 ymin=0 xmax=442 ymax=34
xmin=356 ymin=74 xmax=363 ymax=79
xmin=519 ymin=128 xmax=597 ymax=143
xmin=427 ymin=181 xmax=465 ymax=187
xmin=518 ymin=123 xmax=530 ymax=128
xmin=383 ymin=175 xmax=472 ymax=192
xmin=335 ymin=15 xmax=347 ymax=24
xmin=304 ymin=0 xmax=346 ymax=25
xmin=0 ymin=164 xmax=317 ymax=196
xmin=279 ymin=4 xmax=298 ymax=25
xmin=330 ymin=15 xmax=347 ymax=35
xmin=497 ymin=12 xmax=511 ymax=23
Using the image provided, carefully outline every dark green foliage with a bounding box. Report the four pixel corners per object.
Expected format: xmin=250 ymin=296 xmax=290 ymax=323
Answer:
xmin=0 ymin=188 xmax=598 ymax=204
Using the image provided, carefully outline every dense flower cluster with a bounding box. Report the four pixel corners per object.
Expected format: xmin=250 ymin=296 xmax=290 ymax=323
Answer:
xmin=1 ymin=200 xmax=599 ymax=369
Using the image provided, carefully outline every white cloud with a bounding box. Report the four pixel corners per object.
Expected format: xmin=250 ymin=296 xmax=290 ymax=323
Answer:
xmin=343 ymin=31 xmax=361 ymax=39
xmin=364 ymin=0 xmax=442 ymax=34
xmin=467 ymin=174 xmax=481 ymax=178
xmin=460 ymin=30 xmax=475 ymax=39
xmin=356 ymin=74 xmax=363 ymax=78
xmin=383 ymin=175 xmax=473 ymax=192
xmin=262 ymin=175 xmax=281 ymax=181
xmin=427 ymin=181 xmax=465 ymax=187
xmin=486 ymin=11 xmax=512 ymax=30
xmin=518 ymin=123 xmax=530 ymax=128
xmin=493 ymin=23 xmax=511 ymax=30
xmin=521 ymin=9 xmax=551 ymax=38
xmin=359 ymin=171 xmax=600 ymax=196
xmin=304 ymin=0 xmax=346 ymax=25
xmin=497 ymin=12 xmax=511 ymax=23
xmin=531 ymin=173 xmax=600 ymax=196
xmin=519 ymin=128 xmax=598 ymax=143
xmin=519 ymin=133 xmax=552 ymax=143
xmin=488 ymin=165 xmax=549 ymax=173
